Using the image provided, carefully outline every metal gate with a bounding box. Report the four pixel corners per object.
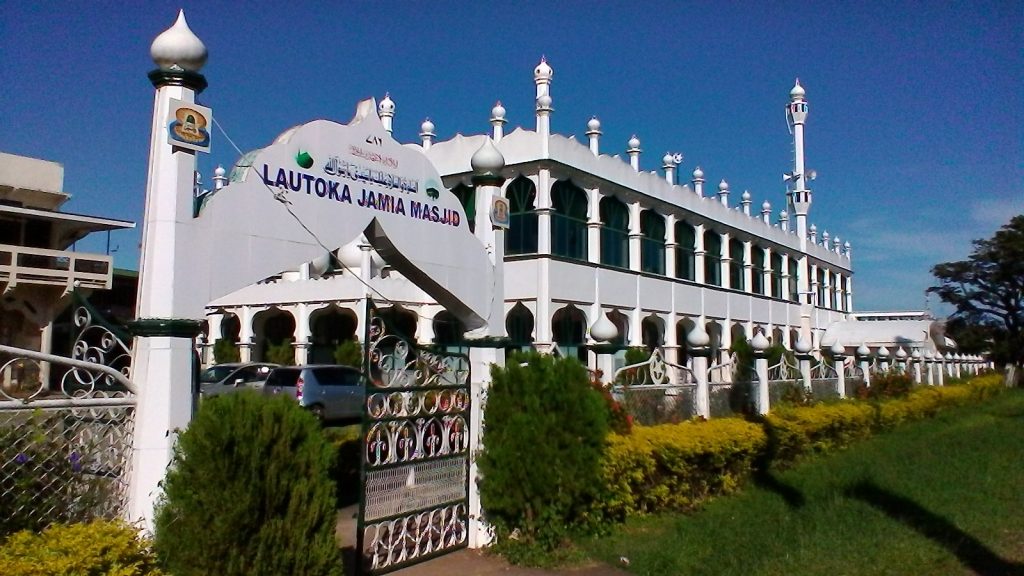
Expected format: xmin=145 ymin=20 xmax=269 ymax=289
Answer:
xmin=356 ymin=303 xmax=472 ymax=574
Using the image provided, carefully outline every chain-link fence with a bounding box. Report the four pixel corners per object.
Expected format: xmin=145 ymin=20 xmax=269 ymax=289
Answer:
xmin=1 ymin=338 xmax=136 ymax=538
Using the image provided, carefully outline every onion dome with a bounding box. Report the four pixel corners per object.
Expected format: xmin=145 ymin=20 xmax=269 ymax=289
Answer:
xmin=790 ymin=78 xmax=805 ymax=100
xmin=214 ymin=165 xmax=226 ymax=178
xmin=911 ymin=349 xmax=921 ymax=360
xmin=491 ymin=101 xmax=506 ymax=121
xmin=795 ymin=336 xmax=812 ymax=354
xmin=895 ymin=347 xmax=908 ymax=359
xmin=718 ymin=179 xmax=729 ymax=192
xmin=378 ymin=93 xmax=395 ymax=114
xmin=762 ymin=199 xmax=771 ymax=211
xmin=587 ymin=116 xmax=602 ymax=132
xmin=687 ymin=324 xmax=710 ymax=347
xmin=337 ymin=240 xmax=363 ymax=271
xmin=945 ymin=352 xmax=953 ymax=361
xmin=751 ymin=331 xmax=770 ymax=351
xmin=590 ymin=313 xmax=618 ymax=342
xmin=831 ymin=341 xmax=846 ymax=356
xmin=420 ymin=118 xmax=435 ymax=136
xmin=779 ymin=210 xmax=789 ymax=219
xmin=741 ymin=190 xmax=751 ymax=202
xmin=856 ymin=343 xmax=871 ymax=357
xmin=663 ymin=152 xmax=675 ymax=166
xmin=470 ymin=137 xmax=505 ymax=176
xmin=534 ymin=56 xmax=553 ymax=82
xmin=692 ymin=166 xmax=704 ymax=179
xmin=877 ymin=346 xmax=890 ymax=358
xmin=924 ymin=350 xmax=934 ymax=360
xmin=844 ymin=241 xmax=851 ymax=249
xmin=151 ymin=10 xmax=208 ymax=71
xmin=536 ymin=94 xmax=552 ymax=110
xmin=809 ymin=223 xmax=817 ymax=234
xmin=627 ymin=135 xmax=641 ymax=150
xmin=953 ymin=353 xmax=962 ymax=361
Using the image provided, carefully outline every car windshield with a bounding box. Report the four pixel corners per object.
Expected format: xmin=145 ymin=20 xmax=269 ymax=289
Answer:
xmin=200 ymin=366 xmax=236 ymax=384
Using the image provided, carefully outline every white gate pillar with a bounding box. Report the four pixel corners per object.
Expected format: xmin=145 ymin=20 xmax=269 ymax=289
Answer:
xmin=795 ymin=336 xmax=813 ymax=393
xmin=129 ymin=11 xmax=209 ymax=529
xmin=831 ymin=342 xmax=847 ymax=399
xmin=687 ymin=322 xmax=711 ymax=419
xmin=856 ymin=344 xmax=872 ymax=388
xmin=467 ymin=139 xmax=507 ymax=549
xmin=911 ymin=349 xmax=922 ymax=384
xmin=751 ymin=332 xmax=770 ymax=415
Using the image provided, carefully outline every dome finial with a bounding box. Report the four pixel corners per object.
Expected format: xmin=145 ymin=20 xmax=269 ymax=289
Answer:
xmin=790 ymin=78 xmax=806 ymax=100
xmin=471 ymin=137 xmax=505 ymax=177
xmin=150 ymin=9 xmax=208 ymax=72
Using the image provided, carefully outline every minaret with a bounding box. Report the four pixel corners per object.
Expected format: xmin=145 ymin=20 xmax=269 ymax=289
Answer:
xmin=534 ymin=57 xmax=553 ymax=142
xmin=787 ymin=79 xmax=811 ymax=249
xmin=420 ymin=118 xmax=435 ymax=150
xmin=627 ymin=135 xmax=641 ymax=171
xmin=586 ymin=117 xmax=601 ymax=155
xmin=490 ymin=101 xmax=506 ymax=142
xmin=692 ymin=166 xmax=705 ymax=197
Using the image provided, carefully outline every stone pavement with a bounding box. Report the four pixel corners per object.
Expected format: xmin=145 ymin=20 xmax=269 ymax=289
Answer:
xmin=337 ymin=506 xmax=630 ymax=576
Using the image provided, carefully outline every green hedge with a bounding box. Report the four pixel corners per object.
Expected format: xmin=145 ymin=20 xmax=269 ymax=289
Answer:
xmin=592 ymin=374 xmax=1007 ymax=521
xmin=0 ymin=520 xmax=162 ymax=576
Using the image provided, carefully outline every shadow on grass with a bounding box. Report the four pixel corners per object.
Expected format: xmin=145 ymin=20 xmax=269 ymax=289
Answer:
xmin=846 ymin=480 xmax=1023 ymax=576
xmin=752 ymin=468 xmax=805 ymax=509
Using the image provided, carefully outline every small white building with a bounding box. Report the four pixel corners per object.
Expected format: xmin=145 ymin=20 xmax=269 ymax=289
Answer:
xmin=202 ymin=59 xmax=853 ymax=377
xmin=0 ymin=152 xmax=134 ymax=386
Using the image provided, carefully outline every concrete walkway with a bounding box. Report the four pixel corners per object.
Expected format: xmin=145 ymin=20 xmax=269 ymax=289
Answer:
xmin=337 ymin=506 xmax=630 ymax=576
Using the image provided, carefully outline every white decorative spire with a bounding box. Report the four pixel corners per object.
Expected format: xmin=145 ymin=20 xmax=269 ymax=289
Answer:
xmin=420 ymin=118 xmax=435 ymax=150
xmin=662 ymin=153 xmax=678 ymax=184
xmin=590 ymin=312 xmax=618 ymax=342
xmin=534 ymin=56 xmax=553 ymax=98
xmin=490 ymin=101 xmax=506 ymax=142
xmin=786 ymin=78 xmax=811 ymax=251
xmin=378 ymin=93 xmax=395 ymax=133
xmin=692 ymin=166 xmax=705 ymax=197
xmin=761 ymin=200 xmax=772 ymax=224
xmin=212 ymin=165 xmax=227 ymax=190
xmin=627 ymin=135 xmax=641 ymax=171
xmin=150 ymin=10 xmax=208 ymax=72
xmin=718 ymin=179 xmax=730 ymax=206
xmin=741 ymin=190 xmax=752 ymax=215
xmin=586 ymin=117 xmax=602 ymax=155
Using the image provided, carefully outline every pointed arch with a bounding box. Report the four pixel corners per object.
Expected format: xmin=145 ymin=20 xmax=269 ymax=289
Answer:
xmin=551 ymin=179 xmax=588 ymax=260
xmin=640 ymin=210 xmax=666 ymax=275
xmin=505 ymin=175 xmax=538 ymax=255
xmin=600 ymin=196 xmax=629 ymax=268
xmin=309 ymin=306 xmax=358 ymax=363
xmin=551 ymin=305 xmax=587 ymax=363
xmin=674 ymin=220 xmax=696 ymax=281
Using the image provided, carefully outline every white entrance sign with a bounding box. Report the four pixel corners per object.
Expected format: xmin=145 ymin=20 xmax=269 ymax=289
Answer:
xmin=188 ymin=99 xmax=495 ymax=330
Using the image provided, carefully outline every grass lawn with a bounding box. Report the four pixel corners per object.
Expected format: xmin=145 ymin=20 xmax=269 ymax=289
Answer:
xmin=581 ymin=389 xmax=1024 ymax=576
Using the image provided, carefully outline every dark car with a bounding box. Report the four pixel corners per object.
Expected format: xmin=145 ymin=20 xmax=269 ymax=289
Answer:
xmin=199 ymin=362 xmax=278 ymax=397
xmin=262 ymin=365 xmax=364 ymax=422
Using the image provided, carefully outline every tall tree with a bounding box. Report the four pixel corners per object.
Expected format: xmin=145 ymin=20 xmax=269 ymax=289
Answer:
xmin=929 ymin=215 xmax=1024 ymax=367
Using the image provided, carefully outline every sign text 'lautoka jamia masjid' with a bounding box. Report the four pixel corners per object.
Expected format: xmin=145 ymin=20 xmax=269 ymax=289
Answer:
xmin=194 ymin=24 xmax=856 ymax=376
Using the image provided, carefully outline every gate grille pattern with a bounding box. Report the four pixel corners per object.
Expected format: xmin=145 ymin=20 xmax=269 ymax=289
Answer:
xmin=0 ymin=301 xmax=135 ymax=537
xmin=358 ymin=308 xmax=471 ymax=574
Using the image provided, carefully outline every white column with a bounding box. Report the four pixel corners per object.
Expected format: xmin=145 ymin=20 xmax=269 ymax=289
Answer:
xmin=694 ymin=224 xmax=706 ymax=284
xmin=293 ymin=303 xmax=311 ymax=365
xmin=762 ymin=246 xmax=773 ymax=297
xmin=780 ymin=253 xmax=791 ymax=301
xmin=628 ymin=202 xmax=641 ymax=272
xmin=587 ymin=188 xmax=601 ymax=264
xmin=742 ymin=240 xmax=753 ymax=294
xmin=665 ymin=214 xmax=677 ymax=279
xmin=719 ymin=231 xmax=731 ymax=289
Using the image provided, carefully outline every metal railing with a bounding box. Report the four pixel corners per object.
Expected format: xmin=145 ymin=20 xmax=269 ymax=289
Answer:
xmin=0 ymin=243 xmax=113 ymax=291
xmin=611 ymin=349 xmax=697 ymax=425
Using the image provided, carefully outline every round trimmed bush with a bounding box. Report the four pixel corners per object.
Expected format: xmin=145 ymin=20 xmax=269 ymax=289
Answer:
xmin=153 ymin=392 xmax=341 ymax=576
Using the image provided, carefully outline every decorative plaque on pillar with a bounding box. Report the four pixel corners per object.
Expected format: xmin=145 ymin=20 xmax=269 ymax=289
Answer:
xmin=167 ymin=99 xmax=212 ymax=153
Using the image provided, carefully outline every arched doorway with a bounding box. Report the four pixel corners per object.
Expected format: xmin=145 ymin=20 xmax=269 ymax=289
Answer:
xmin=433 ymin=310 xmax=467 ymax=355
xmin=253 ymin=308 xmax=295 ymax=364
xmin=505 ymin=303 xmax=535 ymax=356
xmin=551 ymin=305 xmax=587 ymax=363
xmin=309 ymin=306 xmax=358 ymax=364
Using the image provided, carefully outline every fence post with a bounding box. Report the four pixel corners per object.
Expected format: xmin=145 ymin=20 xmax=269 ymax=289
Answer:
xmin=752 ymin=332 xmax=770 ymax=414
xmin=911 ymin=349 xmax=922 ymax=384
xmin=687 ymin=324 xmax=712 ymax=419
xmin=924 ymin=350 xmax=935 ymax=385
xmin=935 ymin=353 xmax=945 ymax=386
xmin=831 ymin=342 xmax=846 ymax=399
xmin=857 ymin=344 xmax=872 ymax=388
xmin=795 ymin=336 xmax=812 ymax=394
xmin=895 ymin=346 xmax=907 ymax=373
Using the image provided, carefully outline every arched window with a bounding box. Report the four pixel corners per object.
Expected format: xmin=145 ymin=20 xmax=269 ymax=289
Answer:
xmin=771 ymin=253 xmax=783 ymax=298
xmin=505 ymin=303 xmax=535 ymax=356
xmin=551 ymin=180 xmax=588 ymax=260
xmin=704 ymin=231 xmax=722 ymax=286
xmin=788 ymin=258 xmax=799 ymax=303
xmin=729 ymin=239 xmax=744 ymax=291
xmin=451 ymin=183 xmax=475 ymax=233
xmin=505 ymin=176 xmax=538 ymax=255
xmin=640 ymin=210 xmax=666 ymax=275
xmin=433 ymin=310 xmax=467 ymax=355
xmin=600 ymin=196 xmax=629 ymax=268
xmin=641 ymin=315 xmax=664 ymax=351
xmin=551 ymin=305 xmax=587 ymax=363
xmin=751 ymin=246 xmax=765 ymax=295
xmin=674 ymin=221 xmax=696 ymax=281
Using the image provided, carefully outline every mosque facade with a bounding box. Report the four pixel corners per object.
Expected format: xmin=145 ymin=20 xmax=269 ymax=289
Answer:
xmin=201 ymin=58 xmax=854 ymax=376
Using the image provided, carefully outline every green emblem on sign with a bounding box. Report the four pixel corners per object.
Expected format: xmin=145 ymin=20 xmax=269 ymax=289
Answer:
xmin=295 ymin=151 xmax=314 ymax=169
xmin=426 ymin=188 xmax=440 ymax=200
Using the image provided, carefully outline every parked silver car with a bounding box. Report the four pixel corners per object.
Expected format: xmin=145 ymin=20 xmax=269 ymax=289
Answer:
xmin=199 ymin=362 xmax=278 ymax=397
xmin=262 ymin=365 xmax=364 ymax=423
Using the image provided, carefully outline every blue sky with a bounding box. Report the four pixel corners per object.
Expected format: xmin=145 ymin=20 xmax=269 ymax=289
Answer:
xmin=2 ymin=1 xmax=1020 ymax=314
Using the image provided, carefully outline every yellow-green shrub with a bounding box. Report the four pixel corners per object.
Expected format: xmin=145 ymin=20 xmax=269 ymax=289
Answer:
xmin=0 ymin=520 xmax=162 ymax=576
xmin=764 ymin=402 xmax=875 ymax=464
xmin=596 ymin=418 xmax=766 ymax=520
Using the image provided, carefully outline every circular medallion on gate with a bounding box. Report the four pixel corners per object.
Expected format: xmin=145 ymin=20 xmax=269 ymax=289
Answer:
xmin=452 ymin=389 xmax=468 ymax=412
xmin=422 ymin=390 xmax=439 ymax=414
xmin=388 ymin=392 xmax=405 ymax=416
xmin=394 ymin=421 xmax=416 ymax=462
xmin=438 ymin=390 xmax=452 ymax=412
xmin=423 ymin=418 xmax=443 ymax=457
xmin=367 ymin=393 xmax=387 ymax=419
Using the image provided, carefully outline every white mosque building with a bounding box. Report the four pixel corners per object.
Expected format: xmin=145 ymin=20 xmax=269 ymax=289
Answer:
xmin=201 ymin=58 xmax=855 ymax=375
